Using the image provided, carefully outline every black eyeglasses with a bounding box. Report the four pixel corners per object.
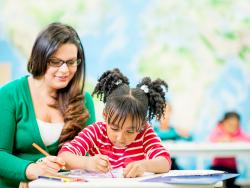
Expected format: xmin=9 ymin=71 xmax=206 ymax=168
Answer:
xmin=48 ymin=58 xmax=81 ymax=68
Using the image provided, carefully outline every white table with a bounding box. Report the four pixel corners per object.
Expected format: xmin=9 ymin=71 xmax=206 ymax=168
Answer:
xmin=163 ymin=142 xmax=250 ymax=170
xmin=29 ymin=179 xmax=220 ymax=188
xmin=29 ymin=170 xmax=223 ymax=188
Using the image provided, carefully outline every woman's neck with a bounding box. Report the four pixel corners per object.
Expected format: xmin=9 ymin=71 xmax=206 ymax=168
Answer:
xmin=30 ymin=76 xmax=57 ymax=106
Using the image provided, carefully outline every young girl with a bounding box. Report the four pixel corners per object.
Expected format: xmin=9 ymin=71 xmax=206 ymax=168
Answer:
xmin=59 ymin=68 xmax=171 ymax=178
xmin=209 ymin=111 xmax=250 ymax=188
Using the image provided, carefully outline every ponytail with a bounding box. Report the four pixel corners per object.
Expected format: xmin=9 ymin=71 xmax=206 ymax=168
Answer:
xmin=136 ymin=77 xmax=168 ymax=121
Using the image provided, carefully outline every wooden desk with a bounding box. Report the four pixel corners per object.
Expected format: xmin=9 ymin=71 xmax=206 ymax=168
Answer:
xmin=163 ymin=142 xmax=250 ymax=170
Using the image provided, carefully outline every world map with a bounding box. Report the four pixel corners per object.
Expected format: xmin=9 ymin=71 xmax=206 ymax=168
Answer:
xmin=0 ymin=0 xmax=250 ymax=178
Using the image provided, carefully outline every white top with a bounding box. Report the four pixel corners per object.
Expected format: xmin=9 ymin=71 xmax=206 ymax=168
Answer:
xmin=37 ymin=119 xmax=64 ymax=146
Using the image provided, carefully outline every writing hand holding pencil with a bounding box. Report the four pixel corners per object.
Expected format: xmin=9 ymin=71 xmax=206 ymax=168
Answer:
xmin=24 ymin=143 xmax=66 ymax=180
xmin=87 ymin=133 xmax=115 ymax=177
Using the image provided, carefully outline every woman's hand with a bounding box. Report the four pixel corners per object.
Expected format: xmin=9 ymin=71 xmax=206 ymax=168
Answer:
xmin=123 ymin=161 xmax=145 ymax=178
xmin=25 ymin=156 xmax=65 ymax=180
xmin=86 ymin=154 xmax=111 ymax=173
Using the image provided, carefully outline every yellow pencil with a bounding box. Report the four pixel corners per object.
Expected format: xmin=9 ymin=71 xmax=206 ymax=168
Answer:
xmin=38 ymin=175 xmax=87 ymax=182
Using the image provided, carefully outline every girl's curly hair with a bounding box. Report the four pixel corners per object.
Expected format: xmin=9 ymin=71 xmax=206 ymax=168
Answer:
xmin=92 ymin=68 xmax=168 ymax=132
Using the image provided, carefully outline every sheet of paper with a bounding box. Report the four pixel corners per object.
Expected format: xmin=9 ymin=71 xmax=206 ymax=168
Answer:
xmin=61 ymin=167 xmax=154 ymax=179
xmin=61 ymin=168 xmax=124 ymax=179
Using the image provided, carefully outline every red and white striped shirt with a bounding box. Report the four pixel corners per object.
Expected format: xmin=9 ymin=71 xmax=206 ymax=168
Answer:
xmin=59 ymin=122 xmax=171 ymax=169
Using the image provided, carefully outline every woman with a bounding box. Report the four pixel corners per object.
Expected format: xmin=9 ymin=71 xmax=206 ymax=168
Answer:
xmin=0 ymin=22 xmax=95 ymax=188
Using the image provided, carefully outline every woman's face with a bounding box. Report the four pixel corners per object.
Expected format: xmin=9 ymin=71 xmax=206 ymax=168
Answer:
xmin=44 ymin=43 xmax=78 ymax=90
xmin=106 ymin=115 xmax=139 ymax=148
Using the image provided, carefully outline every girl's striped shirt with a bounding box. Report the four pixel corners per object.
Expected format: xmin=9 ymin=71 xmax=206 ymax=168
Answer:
xmin=59 ymin=122 xmax=171 ymax=169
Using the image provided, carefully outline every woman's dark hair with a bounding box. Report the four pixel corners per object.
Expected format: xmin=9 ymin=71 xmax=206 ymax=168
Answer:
xmin=220 ymin=111 xmax=241 ymax=123
xmin=27 ymin=22 xmax=89 ymax=146
xmin=92 ymin=68 xmax=168 ymax=132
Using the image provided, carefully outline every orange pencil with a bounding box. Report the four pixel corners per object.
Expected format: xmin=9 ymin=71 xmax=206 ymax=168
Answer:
xmin=32 ymin=143 xmax=66 ymax=170
xmin=32 ymin=143 xmax=50 ymax=156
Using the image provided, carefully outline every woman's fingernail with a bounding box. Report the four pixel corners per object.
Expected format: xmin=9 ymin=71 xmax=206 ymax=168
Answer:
xmin=61 ymin=166 xmax=66 ymax=170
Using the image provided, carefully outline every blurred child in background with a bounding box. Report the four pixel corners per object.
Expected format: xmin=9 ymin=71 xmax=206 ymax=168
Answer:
xmin=59 ymin=68 xmax=171 ymax=178
xmin=209 ymin=111 xmax=250 ymax=188
xmin=154 ymin=104 xmax=192 ymax=170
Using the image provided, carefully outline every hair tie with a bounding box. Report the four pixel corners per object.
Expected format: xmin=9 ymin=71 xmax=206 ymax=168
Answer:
xmin=115 ymin=79 xmax=123 ymax=86
xmin=140 ymin=85 xmax=149 ymax=93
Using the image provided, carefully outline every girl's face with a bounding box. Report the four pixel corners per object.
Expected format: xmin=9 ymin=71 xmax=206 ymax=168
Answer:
xmin=44 ymin=43 xmax=78 ymax=91
xmin=106 ymin=115 xmax=140 ymax=148
xmin=222 ymin=117 xmax=239 ymax=134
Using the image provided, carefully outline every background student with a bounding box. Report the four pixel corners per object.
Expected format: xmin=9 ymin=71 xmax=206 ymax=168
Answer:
xmin=59 ymin=68 xmax=171 ymax=178
xmin=0 ymin=22 xmax=96 ymax=188
xmin=209 ymin=111 xmax=250 ymax=188
xmin=154 ymin=104 xmax=192 ymax=170
xmin=154 ymin=104 xmax=192 ymax=141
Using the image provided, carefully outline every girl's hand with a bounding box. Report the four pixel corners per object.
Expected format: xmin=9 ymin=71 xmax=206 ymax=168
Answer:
xmin=123 ymin=161 xmax=145 ymax=178
xmin=219 ymin=135 xmax=232 ymax=142
xmin=87 ymin=154 xmax=111 ymax=173
xmin=176 ymin=128 xmax=190 ymax=138
xmin=26 ymin=156 xmax=65 ymax=180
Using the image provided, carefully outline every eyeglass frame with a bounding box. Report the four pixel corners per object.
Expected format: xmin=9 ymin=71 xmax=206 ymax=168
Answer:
xmin=47 ymin=57 xmax=81 ymax=68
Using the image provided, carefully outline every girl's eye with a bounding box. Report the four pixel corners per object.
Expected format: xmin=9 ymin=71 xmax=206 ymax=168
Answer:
xmin=110 ymin=127 xmax=119 ymax=131
xmin=127 ymin=130 xmax=135 ymax=134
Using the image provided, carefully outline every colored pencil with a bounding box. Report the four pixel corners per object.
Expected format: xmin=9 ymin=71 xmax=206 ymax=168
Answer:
xmin=32 ymin=143 xmax=66 ymax=170
xmin=87 ymin=132 xmax=115 ymax=178
xmin=38 ymin=175 xmax=87 ymax=182
xmin=32 ymin=143 xmax=50 ymax=156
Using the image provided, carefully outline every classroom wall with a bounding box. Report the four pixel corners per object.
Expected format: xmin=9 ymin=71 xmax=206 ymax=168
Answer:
xmin=0 ymin=0 xmax=250 ymax=141
xmin=0 ymin=64 xmax=11 ymax=85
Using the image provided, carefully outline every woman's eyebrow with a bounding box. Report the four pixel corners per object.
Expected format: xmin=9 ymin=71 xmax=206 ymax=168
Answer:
xmin=50 ymin=57 xmax=77 ymax=60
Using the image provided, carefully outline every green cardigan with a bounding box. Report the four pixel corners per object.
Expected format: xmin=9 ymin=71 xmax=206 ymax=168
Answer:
xmin=0 ymin=76 xmax=96 ymax=188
